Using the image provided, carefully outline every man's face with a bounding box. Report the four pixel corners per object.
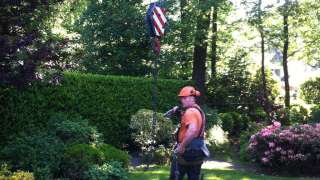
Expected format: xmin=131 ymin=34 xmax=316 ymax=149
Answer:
xmin=179 ymin=96 xmax=194 ymax=108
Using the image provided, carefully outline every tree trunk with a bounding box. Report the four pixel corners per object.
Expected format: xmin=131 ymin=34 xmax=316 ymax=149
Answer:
xmin=257 ymin=0 xmax=271 ymax=121
xmin=192 ymin=0 xmax=211 ymax=103
xmin=283 ymin=4 xmax=290 ymax=109
xmin=260 ymin=29 xmax=272 ymax=121
xmin=211 ymin=5 xmax=218 ymax=79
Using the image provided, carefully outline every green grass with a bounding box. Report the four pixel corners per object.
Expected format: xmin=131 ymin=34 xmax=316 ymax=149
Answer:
xmin=129 ymin=166 xmax=317 ymax=180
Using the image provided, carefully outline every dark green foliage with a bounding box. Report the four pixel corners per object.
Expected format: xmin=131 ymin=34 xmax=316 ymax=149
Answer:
xmin=0 ymin=0 xmax=69 ymax=87
xmin=309 ymin=105 xmax=320 ymax=123
xmin=84 ymin=161 xmax=128 ymax=180
xmin=202 ymin=105 xmax=220 ymax=130
xmin=289 ymin=104 xmax=309 ymax=124
xmin=301 ymin=77 xmax=320 ymax=104
xmin=207 ymin=50 xmax=252 ymax=112
xmin=0 ymin=112 xmax=109 ymax=179
xmin=49 ymin=113 xmax=103 ymax=145
xmin=76 ymin=0 xmax=151 ymax=76
xmin=220 ymin=113 xmax=233 ymax=133
xmin=0 ymin=132 xmax=64 ymax=179
xmin=62 ymin=144 xmax=104 ymax=179
xmin=152 ymin=145 xmax=172 ymax=165
xmin=253 ymin=107 xmax=268 ymax=122
xmin=249 ymin=68 xmax=279 ymax=121
xmin=0 ymin=72 xmax=189 ymax=147
xmin=219 ymin=112 xmax=249 ymax=137
xmin=208 ymin=55 xmax=280 ymax=124
xmin=98 ymin=144 xmax=130 ymax=168
xmin=0 ymin=112 xmax=132 ymax=179
xmin=238 ymin=122 xmax=265 ymax=161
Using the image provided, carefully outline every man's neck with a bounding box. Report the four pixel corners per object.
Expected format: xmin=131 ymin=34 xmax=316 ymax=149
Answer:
xmin=184 ymin=103 xmax=197 ymax=109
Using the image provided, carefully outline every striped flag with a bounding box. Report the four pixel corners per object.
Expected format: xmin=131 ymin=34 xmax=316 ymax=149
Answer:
xmin=146 ymin=1 xmax=167 ymax=38
xmin=146 ymin=1 xmax=167 ymax=54
xmin=151 ymin=5 xmax=167 ymax=36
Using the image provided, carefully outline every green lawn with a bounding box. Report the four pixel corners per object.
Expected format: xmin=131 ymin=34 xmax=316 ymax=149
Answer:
xmin=129 ymin=166 xmax=317 ymax=180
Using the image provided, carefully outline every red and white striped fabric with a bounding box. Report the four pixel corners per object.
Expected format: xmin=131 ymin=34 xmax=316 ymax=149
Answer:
xmin=151 ymin=6 xmax=167 ymax=37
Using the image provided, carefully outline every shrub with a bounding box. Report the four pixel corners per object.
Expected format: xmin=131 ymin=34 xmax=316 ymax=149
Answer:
xmin=273 ymin=107 xmax=290 ymax=126
xmin=207 ymin=125 xmax=229 ymax=147
xmin=130 ymin=109 xmax=175 ymax=150
xmin=98 ymin=144 xmax=130 ymax=168
xmin=309 ymin=105 xmax=320 ymax=123
xmin=153 ymin=145 xmax=172 ymax=165
xmin=247 ymin=122 xmax=320 ymax=175
xmin=289 ymin=104 xmax=308 ymax=124
xmin=84 ymin=161 xmax=128 ymax=180
xmin=202 ymin=106 xmax=220 ymax=130
xmin=0 ymin=113 xmax=127 ymax=179
xmin=0 ymin=132 xmax=64 ymax=179
xmin=300 ymin=77 xmax=320 ymax=104
xmin=62 ymin=144 xmax=104 ymax=179
xmin=219 ymin=112 xmax=249 ymax=137
xmin=206 ymin=125 xmax=230 ymax=160
xmin=252 ymin=107 xmax=268 ymax=122
xmin=49 ymin=113 xmax=103 ymax=145
xmin=220 ymin=113 xmax=233 ymax=134
xmin=0 ymin=169 xmax=35 ymax=180
xmin=238 ymin=122 xmax=265 ymax=161
xmin=10 ymin=171 xmax=35 ymax=180
xmin=130 ymin=109 xmax=175 ymax=164
xmin=0 ymin=163 xmax=11 ymax=177
xmin=0 ymin=72 xmax=189 ymax=147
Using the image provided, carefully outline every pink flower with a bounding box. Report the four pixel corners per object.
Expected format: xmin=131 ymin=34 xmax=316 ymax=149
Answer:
xmin=260 ymin=129 xmax=272 ymax=137
xmin=273 ymin=121 xmax=281 ymax=128
xmin=280 ymin=150 xmax=287 ymax=155
xmin=250 ymin=134 xmax=256 ymax=141
xmin=302 ymin=124 xmax=312 ymax=129
xmin=269 ymin=142 xmax=275 ymax=148
xmin=276 ymin=147 xmax=282 ymax=151
xmin=295 ymin=153 xmax=306 ymax=161
xmin=261 ymin=157 xmax=269 ymax=163
xmin=251 ymin=140 xmax=258 ymax=145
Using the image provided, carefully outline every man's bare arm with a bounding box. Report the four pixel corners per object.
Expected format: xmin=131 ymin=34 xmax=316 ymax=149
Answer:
xmin=180 ymin=123 xmax=197 ymax=150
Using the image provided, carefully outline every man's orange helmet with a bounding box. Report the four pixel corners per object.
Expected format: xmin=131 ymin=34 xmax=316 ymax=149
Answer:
xmin=178 ymin=86 xmax=201 ymax=97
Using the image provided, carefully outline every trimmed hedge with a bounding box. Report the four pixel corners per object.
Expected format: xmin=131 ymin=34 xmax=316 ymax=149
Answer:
xmin=0 ymin=72 xmax=189 ymax=147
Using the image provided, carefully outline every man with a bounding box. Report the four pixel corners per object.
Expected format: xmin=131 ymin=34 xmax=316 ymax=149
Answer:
xmin=168 ymin=86 xmax=207 ymax=180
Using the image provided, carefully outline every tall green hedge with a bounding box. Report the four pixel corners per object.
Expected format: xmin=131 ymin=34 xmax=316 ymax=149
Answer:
xmin=0 ymin=72 xmax=190 ymax=147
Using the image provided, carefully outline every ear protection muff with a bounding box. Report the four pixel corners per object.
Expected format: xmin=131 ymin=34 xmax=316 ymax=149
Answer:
xmin=195 ymin=90 xmax=200 ymax=96
xmin=190 ymin=89 xmax=195 ymax=96
xmin=190 ymin=89 xmax=200 ymax=96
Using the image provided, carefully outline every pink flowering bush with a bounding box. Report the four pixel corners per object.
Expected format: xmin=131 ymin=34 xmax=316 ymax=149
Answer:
xmin=248 ymin=121 xmax=320 ymax=175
